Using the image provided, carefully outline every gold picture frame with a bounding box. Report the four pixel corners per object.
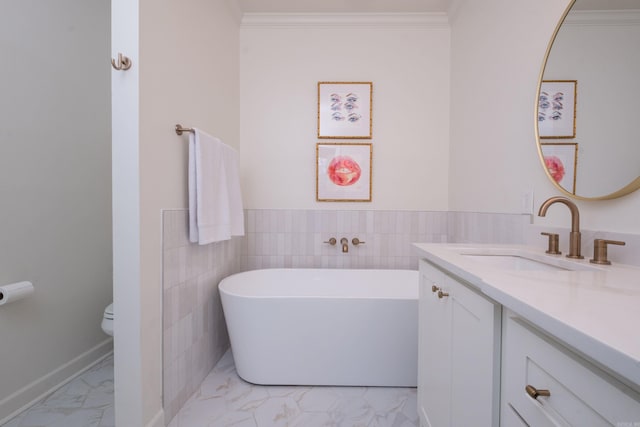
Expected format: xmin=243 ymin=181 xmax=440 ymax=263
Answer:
xmin=538 ymin=80 xmax=577 ymax=139
xmin=316 ymin=143 xmax=372 ymax=202
xmin=317 ymin=82 xmax=373 ymax=139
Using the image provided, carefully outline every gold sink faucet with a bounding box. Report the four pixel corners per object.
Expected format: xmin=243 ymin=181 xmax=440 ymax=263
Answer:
xmin=538 ymin=196 xmax=584 ymax=259
xmin=590 ymin=239 xmax=625 ymax=265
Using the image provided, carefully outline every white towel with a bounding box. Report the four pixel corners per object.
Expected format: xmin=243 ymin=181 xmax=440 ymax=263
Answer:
xmin=221 ymin=144 xmax=245 ymax=237
xmin=188 ymin=129 xmax=244 ymax=245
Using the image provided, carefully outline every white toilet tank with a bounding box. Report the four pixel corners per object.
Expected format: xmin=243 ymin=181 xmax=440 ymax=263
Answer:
xmin=102 ymin=303 xmax=113 ymax=336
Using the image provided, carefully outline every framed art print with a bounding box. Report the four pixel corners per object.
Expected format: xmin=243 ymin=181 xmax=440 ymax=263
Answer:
xmin=538 ymin=80 xmax=577 ymax=139
xmin=317 ymin=82 xmax=372 ymax=139
xmin=541 ymin=142 xmax=578 ymax=194
xmin=316 ymin=143 xmax=372 ymax=202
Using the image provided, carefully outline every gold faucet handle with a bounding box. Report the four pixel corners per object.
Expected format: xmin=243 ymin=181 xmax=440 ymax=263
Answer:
xmin=590 ymin=239 xmax=626 ymax=265
xmin=541 ymin=232 xmax=561 ymax=255
xmin=351 ymin=238 xmax=365 ymax=246
xmin=324 ymin=237 xmax=337 ymax=245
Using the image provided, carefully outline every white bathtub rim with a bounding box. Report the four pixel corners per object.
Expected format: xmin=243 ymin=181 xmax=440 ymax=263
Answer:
xmin=219 ymin=268 xmax=418 ymax=300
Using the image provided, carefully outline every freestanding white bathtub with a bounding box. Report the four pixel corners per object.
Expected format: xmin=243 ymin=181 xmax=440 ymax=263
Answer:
xmin=219 ymin=268 xmax=418 ymax=387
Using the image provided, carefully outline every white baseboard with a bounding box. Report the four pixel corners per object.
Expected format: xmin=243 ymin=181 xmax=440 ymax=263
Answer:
xmin=146 ymin=408 xmax=165 ymax=427
xmin=0 ymin=338 xmax=113 ymax=424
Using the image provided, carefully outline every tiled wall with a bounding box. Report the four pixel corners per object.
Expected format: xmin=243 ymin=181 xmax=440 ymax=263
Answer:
xmin=162 ymin=210 xmax=243 ymax=423
xmin=243 ymin=209 xmax=448 ymax=271
xmin=525 ymin=224 xmax=640 ymax=267
xmin=161 ymin=206 xmax=640 ymax=426
xmin=161 ymin=208 xmax=531 ymax=424
xmin=242 ymin=209 xmax=530 ymax=270
xmin=448 ymin=211 xmax=531 ymax=244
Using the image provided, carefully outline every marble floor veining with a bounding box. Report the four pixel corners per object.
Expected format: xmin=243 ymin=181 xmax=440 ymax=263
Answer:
xmin=2 ymin=354 xmax=114 ymax=427
xmin=3 ymin=351 xmax=418 ymax=427
xmin=168 ymin=350 xmax=419 ymax=427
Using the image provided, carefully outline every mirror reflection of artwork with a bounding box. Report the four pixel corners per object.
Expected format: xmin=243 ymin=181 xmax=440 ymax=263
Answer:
xmin=541 ymin=143 xmax=578 ymax=194
xmin=538 ymin=80 xmax=576 ymax=139
xmin=544 ymin=156 xmax=565 ymax=183
xmin=537 ymin=1 xmax=640 ymax=199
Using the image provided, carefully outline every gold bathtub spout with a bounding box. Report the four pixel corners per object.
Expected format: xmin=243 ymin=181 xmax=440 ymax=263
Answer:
xmin=340 ymin=237 xmax=349 ymax=253
xmin=538 ymin=196 xmax=583 ymax=259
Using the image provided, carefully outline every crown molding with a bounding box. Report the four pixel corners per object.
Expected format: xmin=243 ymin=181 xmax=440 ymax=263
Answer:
xmin=564 ymin=9 xmax=640 ymax=26
xmin=240 ymin=12 xmax=449 ymax=29
xmin=445 ymin=0 xmax=464 ymax=24
xmin=225 ymin=0 xmax=244 ymax=25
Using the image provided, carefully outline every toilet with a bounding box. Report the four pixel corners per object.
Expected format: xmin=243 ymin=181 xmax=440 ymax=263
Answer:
xmin=101 ymin=303 xmax=114 ymax=336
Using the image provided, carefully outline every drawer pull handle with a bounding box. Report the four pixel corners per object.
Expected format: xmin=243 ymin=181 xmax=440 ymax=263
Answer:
xmin=526 ymin=385 xmax=551 ymax=400
xmin=437 ymin=290 xmax=449 ymax=299
xmin=431 ymin=285 xmax=440 ymax=293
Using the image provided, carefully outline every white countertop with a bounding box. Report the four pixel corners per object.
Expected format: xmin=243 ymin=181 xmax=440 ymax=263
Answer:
xmin=413 ymin=243 xmax=640 ymax=391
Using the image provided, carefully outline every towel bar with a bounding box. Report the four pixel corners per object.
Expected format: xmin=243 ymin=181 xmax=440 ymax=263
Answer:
xmin=175 ymin=124 xmax=194 ymax=135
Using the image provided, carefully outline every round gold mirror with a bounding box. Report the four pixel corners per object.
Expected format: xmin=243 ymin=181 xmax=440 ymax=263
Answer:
xmin=536 ymin=0 xmax=640 ymax=200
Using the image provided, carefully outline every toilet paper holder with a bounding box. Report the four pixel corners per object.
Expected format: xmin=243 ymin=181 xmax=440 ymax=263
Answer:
xmin=0 ymin=281 xmax=34 ymax=306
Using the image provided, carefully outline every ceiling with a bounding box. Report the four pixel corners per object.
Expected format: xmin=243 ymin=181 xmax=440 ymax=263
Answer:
xmin=234 ymin=0 xmax=451 ymax=14
xmin=572 ymin=0 xmax=640 ymax=9
xmin=233 ymin=0 xmax=640 ymax=15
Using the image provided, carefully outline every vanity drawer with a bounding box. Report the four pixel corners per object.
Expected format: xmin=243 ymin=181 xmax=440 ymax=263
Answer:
xmin=501 ymin=312 xmax=640 ymax=427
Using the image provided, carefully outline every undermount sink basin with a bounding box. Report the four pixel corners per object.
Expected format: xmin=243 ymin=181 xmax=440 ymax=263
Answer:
xmin=462 ymin=254 xmax=569 ymax=271
xmin=455 ymin=248 xmax=602 ymax=272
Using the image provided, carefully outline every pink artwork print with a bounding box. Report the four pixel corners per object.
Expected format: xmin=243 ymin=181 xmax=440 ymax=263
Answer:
xmin=327 ymin=156 xmax=361 ymax=186
xmin=544 ymin=155 xmax=565 ymax=183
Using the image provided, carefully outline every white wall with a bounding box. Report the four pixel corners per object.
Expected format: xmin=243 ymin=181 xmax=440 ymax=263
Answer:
xmin=0 ymin=0 xmax=112 ymax=421
xmin=239 ymin=15 xmax=450 ymax=211
xmin=448 ymin=0 xmax=640 ymax=234
xmin=112 ymin=0 xmax=241 ymax=424
xmin=448 ymin=0 xmax=568 ymax=215
xmin=108 ymin=1 xmax=640 ymax=423
xmin=112 ymin=0 xmax=142 ymax=424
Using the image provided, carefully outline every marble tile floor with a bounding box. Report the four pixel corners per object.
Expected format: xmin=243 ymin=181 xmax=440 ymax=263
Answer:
xmin=3 ymin=350 xmax=417 ymax=427
xmin=168 ymin=350 xmax=419 ymax=427
xmin=2 ymin=354 xmax=114 ymax=427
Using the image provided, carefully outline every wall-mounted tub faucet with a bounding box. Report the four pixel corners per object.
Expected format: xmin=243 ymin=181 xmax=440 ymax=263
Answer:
xmin=340 ymin=237 xmax=349 ymax=253
xmin=352 ymin=238 xmax=365 ymax=247
xmin=538 ymin=196 xmax=583 ymax=259
xmin=324 ymin=237 xmax=337 ymax=246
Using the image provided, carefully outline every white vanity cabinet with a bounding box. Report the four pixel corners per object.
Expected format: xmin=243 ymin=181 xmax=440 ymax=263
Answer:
xmin=418 ymin=259 xmax=502 ymax=427
xmin=501 ymin=310 xmax=640 ymax=427
xmin=414 ymin=243 xmax=640 ymax=427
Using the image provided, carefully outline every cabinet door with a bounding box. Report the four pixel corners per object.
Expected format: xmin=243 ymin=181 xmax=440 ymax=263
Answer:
xmin=448 ymin=275 xmax=501 ymax=427
xmin=418 ymin=260 xmax=451 ymax=427
xmin=502 ymin=312 xmax=640 ymax=427
xmin=418 ymin=260 xmax=501 ymax=427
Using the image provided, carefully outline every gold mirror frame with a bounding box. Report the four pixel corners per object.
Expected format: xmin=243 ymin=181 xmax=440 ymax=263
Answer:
xmin=534 ymin=0 xmax=640 ymax=200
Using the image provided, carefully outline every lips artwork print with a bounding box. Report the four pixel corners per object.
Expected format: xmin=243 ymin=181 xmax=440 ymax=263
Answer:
xmin=318 ymin=82 xmax=372 ymax=139
xmin=540 ymin=143 xmax=578 ymax=194
xmin=544 ymin=155 xmax=565 ymax=183
xmin=327 ymin=155 xmax=362 ymax=186
xmin=317 ymin=143 xmax=372 ymax=202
